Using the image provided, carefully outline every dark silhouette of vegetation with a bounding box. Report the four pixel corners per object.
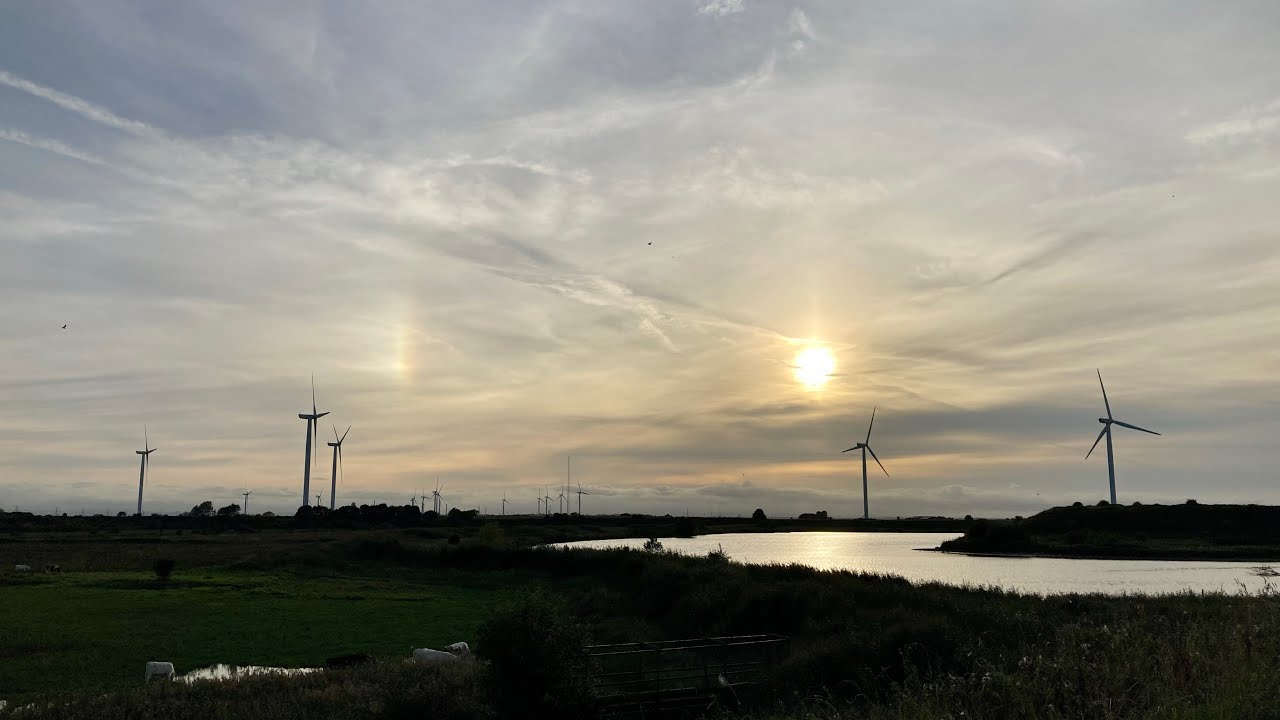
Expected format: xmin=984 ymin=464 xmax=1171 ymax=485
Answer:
xmin=188 ymin=501 xmax=214 ymax=518
xmin=216 ymin=503 xmax=240 ymax=517
xmin=476 ymin=590 xmax=596 ymax=719
xmin=152 ymin=558 xmax=175 ymax=581
xmin=943 ymin=503 xmax=1280 ymax=559
xmin=752 ymin=508 xmax=767 ymax=521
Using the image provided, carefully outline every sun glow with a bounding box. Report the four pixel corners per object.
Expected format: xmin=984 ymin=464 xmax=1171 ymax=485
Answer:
xmin=794 ymin=346 xmax=836 ymax=389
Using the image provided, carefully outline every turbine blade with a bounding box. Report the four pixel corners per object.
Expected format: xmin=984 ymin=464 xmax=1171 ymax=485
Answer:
xmin=1113 ymin=419 xmax=1161 ymax=436
xmin=1097 ymin=369 xmax=1112 ymax=419
xmin=333 ymin=424 xmax=340 ymax=442
xmin=341 ymin=425 xmax=351 ymax=442
xmin=865 ymin=406 xmax=877 ymax=444
xmin=311 ymin=374 xmax=317 ymax=415
xmin=841 ymin=446 xmax=859 ymax=453
xmin=1085 ymin=426 xmax=1108 ymax=459
xmin=144 ymin=425 xmax=149 ymax=452
xmin=867 ymin=446 xmax=890 ymax=477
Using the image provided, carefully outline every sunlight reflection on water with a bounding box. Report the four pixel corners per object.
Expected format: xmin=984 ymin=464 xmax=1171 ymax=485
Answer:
xmin=555 ymin=532 xmax=1277 ymax=596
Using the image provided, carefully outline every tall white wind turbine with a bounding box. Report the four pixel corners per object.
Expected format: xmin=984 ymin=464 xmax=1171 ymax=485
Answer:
xmin=841 ymin=407 xmax=889 ymax=520
xmin=134 ymin=427 xmax=156 ymax=516
xmin=327 ymin=425 xmax=350 ymax=510
xmin=297 ymin=376 xmax=329 ymax=507
xmin=1087 ymin=370 xmax=1161 ymax=505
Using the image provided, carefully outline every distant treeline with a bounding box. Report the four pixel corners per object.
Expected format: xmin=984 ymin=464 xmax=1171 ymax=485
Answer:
xmin=0 ymin=505 xmax=971 ymax=537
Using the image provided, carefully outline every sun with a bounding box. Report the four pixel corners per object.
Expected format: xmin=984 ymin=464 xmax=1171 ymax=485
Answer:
xmin=794 ymin=346 xmax=836 ymax=389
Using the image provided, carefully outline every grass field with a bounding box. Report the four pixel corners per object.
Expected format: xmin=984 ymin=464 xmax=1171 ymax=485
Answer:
xmin=7 ymin=516 xmax=1280 ymax=719
xmin=0 ymin=567 xmax=527 ymax=698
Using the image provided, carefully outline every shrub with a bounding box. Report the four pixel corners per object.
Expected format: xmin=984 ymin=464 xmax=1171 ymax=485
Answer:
xmin=476 ymin=590 xmax=595 ymax=719
xmin=752 ymin=508 xmax=767 ymax=521
xmin=153 ymin=558 xmax=175 ymax=581
xmin=642 ymin=536 xmax=664 ymax=553
xmin=707 ymin=544 xmax=730 ymax=563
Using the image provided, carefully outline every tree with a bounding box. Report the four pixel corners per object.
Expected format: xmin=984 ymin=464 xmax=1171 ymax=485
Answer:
xmin=216 ymin=503 xmax=240 ymax=517
xmin=116 ymin=511 xmax=127 ymax=518
xmin=752 ymin=508 xmax=767 ymax=521
xmin=190 ymin=501 xmax=214 ymax=517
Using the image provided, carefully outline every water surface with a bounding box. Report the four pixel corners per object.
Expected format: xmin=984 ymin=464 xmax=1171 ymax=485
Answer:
xmin=557 ymin=532 xmax=1277 ymax=595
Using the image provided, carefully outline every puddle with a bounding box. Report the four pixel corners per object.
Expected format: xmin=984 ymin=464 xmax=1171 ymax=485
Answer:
xmin=177 ymin=664 xmax=321 ymax=683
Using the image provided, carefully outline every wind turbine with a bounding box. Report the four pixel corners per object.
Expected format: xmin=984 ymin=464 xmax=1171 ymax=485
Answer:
xmin=1087 ymin=370 xmax=1161 ymax=505
xmin=575 ymin=482 xmax=590 ymax=515
xmin=536 ymin=494 xmax=543 ymax=515
xmin=432 ymin=478 xmax=444 ymax=515
xmin=298 ymin=376 xmax=329 ymax=507
xmin=134 ymin=427 xmax=156 ymax=516
xmin=841 ymin=407 xmax=889 ymax=520
xmin=242 ymin=490 xmax=252 ymax=515
xmin=502 ymin=492 xmax=508 ymax=516
xmin=544 ymin=487 xmax=553 ymax=517
xmin=327 ymin=425 xmax=350 ymax=510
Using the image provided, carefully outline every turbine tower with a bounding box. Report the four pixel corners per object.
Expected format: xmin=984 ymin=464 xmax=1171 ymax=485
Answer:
xmin=575 ymin=482 xmax=590 ymax=515
xmin=327 ymin=425 xmax=350 ymax=510
xmin=134 ymin=427 xmax=156 ymax=516
xmin=298 ymin=376 xmax=329 ymax=507
xmin=544 ymin=487 xmax=553 ymax=517
xmin=841 ymin=406 xmax=889 ymax=520
xmin=502 ymin=492 xmax=508 ymax=516
xmin=1087 ymin=370 xmax=1161 ymax=505
xmin=432 ymin=478 xmax=444 ymax=515
xmin=242 ymin=490 xmax=253 ymax=515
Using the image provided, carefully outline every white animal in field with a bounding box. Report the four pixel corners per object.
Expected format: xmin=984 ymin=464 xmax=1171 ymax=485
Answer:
xmin=13 ymin=565 xmax=30 ymax=573
xmin=145 ymin=662 xmax=175 ymax=682
xmin=445 ymin=641 xmax=470 ymax=656
xmin=411 ymin=647 xmax=460 ymax=665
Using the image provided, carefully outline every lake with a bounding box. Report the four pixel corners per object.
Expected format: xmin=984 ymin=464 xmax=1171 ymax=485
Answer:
xmin=555 ymin=532 xmax=1278 ymax=596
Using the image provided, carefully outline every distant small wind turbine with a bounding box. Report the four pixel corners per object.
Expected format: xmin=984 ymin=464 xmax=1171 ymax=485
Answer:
xmin=575 ymin=482 xmax=590 ymax=515
xmin=1087 ymin=370 xmax=1161 ymax=505
xmin=502 ymin=492 xmax=508 ymax=516
xmin=432 ymin=478 xmax=444 ymax=515
xmin=536 ymin=494 xmax=543 ymax=515
xmin=242 ymin=490 xmax=253 ymax=515
xmin=134 ymin=427 xmax=156 ymax=516
xmin=544 ymin=487 xmax=553 ymax=516
xmin=315 ymin=492 xmax=322 ymax=507
xmin=298 ymin=376 xmax=329 ymax=507
xmin=841 ymin=407 xmax=889 ymax=520
xmin=326 ymin=425 xmax=350 ymax=510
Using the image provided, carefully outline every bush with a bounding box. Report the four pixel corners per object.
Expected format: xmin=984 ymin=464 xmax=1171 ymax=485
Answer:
xmin=707 ymin=544 xmax=730 ymax=563
xmin=153 ymin=558 xmax=175 ymax=581
xmin=476 ymin=590 xmax=595 ymax=719
xmin=642 ymin=537 xmax=664 ymax=553
xmin=752 ymin=508 xmax=767 ymax=521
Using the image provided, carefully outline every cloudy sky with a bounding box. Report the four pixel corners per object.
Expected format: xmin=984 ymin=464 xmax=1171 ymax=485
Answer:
xmin=2 ymin=1 xmax=1278 ymax=518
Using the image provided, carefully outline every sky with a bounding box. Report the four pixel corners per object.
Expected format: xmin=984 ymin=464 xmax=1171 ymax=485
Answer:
xmin=2 ymin=1 xmax=1279 ymax=519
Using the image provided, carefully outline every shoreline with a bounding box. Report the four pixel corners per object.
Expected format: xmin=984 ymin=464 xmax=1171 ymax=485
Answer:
xmin=928 ymin=547 xmax=1280 ymax=563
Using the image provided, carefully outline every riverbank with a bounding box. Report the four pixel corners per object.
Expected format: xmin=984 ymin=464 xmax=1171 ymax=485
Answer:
xmin=937 ymin=503 xmax=1280 ymax=562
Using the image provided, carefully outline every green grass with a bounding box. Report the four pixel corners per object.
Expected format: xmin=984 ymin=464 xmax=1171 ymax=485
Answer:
xmin=0 ymin=567 xmax=527 ymax=699
xmin=9 ymin=521 xmax=1280 ymax=718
